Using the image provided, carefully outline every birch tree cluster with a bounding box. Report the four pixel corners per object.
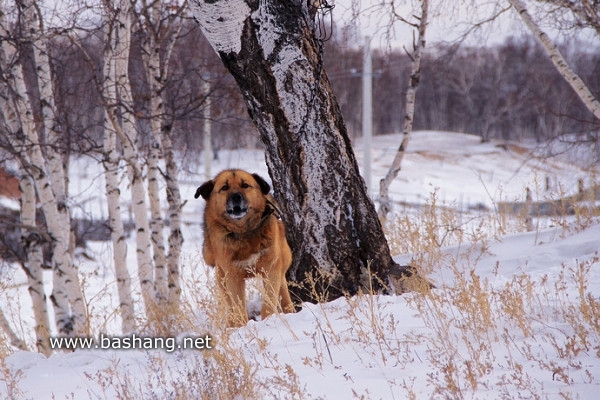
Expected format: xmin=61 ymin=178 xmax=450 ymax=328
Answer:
xmin=0 ymin=0 xmax=225 ymax=355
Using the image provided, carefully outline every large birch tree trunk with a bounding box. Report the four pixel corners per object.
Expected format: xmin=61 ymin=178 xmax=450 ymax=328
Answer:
xmin=189 ymin=0 xmax=411 ymax=301
xmin=507 ymin=0 xmax=600 ymax=121
xmin=378 ymin=0 xmax=429 ymax=222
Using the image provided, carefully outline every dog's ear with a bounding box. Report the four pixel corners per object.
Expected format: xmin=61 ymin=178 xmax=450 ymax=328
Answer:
xmin=195 ymin=180 xmax=214 ymax=200
xmin=252 ymin=173 xmax=271 ymax=194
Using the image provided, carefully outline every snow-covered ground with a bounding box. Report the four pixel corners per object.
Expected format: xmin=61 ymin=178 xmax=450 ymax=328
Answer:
xmin=1 ymin=131 xmax=599 ymax=399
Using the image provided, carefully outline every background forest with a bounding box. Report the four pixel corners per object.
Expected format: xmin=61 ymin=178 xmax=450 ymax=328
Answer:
xmin=20 ymin=21 xmax=600 ymax=167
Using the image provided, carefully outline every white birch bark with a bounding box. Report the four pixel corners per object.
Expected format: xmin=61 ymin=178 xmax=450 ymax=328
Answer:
xmin=67 ymin=9 xmax=138 ymax=333
xmin=18 ymin=0 xmax=88 ymax=336
xmin=378 ymin=0 xmax=429 ymax=222
xmin=22 ymin=112 xmax=81 ymax=336
xmin=147 ymin=135 xmax=167 ymax=304
xmin=0 ymin=18 xmax=49 ymax=353
xmin=137 ymin=1 xmax=186 ymax=311
xmin=162 ymin=132 xmax=183 ymax=311
xmin=162 ymin=16 xmax=186 ymax=312
xmin=102 ymin=123 xmax=136 ymax=333
xmin=140 ymin=0 xmax=168 ymax=303
xmin=103 ymin=0 xmax=156 ymax=318
xmin=19 ymin=173 xmax=52 ymax=356
xmin=507 ymin=0 xmax=600 ymax=121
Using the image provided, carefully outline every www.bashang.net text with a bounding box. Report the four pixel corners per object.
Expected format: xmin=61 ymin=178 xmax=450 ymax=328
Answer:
xmin=49 ymin=333 xmax=213 ymax=353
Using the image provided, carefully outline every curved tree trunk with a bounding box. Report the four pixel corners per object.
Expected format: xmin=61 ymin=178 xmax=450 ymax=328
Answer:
xmin=190 ymin=0 xmax=408 ymax=302
xmin=508 ymin=0 xmax=600 ymax=121
xmin=378 ymin=0 xmax=429 ymax=222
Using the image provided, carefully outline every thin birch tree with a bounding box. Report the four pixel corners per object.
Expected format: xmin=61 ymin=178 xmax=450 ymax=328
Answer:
xmin=19 ymin=173 xmax=51 ymax=355
xmin=507 ymin=0 xmax=600 ymax=121
xmin=99 ymin=3 xmax=137 ymax=333
xmin=135 ymin=0 xmax=187 ymax=311
xmin=101 ymin=116 xmax=136 ymax=333
xmin=0 ymin=5 xmax=50 ymax=353
xmin=102 ymin=0 xmax=156 ymax=321
xmin=378 ymin=0 xmax=429 ymax=222
xmin=70 ymin=8 xmax=139 ymax=333
xmin=16 ymin=0 xmax=88 ymax=336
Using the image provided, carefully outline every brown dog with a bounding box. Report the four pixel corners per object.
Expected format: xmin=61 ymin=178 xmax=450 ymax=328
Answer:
xmin=195 ymin=169 xmax=295 ymax=327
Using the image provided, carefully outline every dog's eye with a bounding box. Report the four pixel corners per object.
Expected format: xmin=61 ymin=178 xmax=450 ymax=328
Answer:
xmin=220 ymin=184 xmax=229 ymax=192
xmin=241 ymin=182 xmax=250 ymax=189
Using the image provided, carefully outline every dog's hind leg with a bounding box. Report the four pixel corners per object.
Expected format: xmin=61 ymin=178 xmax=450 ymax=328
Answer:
xmin=279 ymin=278 xmax=294 ymax=313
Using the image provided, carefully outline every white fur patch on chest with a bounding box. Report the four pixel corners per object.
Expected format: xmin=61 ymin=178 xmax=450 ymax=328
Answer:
xmin=232 ymin=248 xmax=269 ymax=270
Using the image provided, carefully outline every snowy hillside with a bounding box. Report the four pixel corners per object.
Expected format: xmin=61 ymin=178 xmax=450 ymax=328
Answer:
xmin=1 ymin=131 xmax=599 ymax=399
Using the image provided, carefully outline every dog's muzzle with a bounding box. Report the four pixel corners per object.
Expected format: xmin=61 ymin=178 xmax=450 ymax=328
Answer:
xmin=226 ymin=192 xmax=248 ymax=219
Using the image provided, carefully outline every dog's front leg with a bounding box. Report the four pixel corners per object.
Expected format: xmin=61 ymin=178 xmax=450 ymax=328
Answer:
xmin=261 ymin=268 xmax=285 ymax=321
xmin=217 ymin=266 xmax=248 ymax=327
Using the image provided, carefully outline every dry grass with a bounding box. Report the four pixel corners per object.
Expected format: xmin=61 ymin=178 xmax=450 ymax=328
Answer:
xmin=382 ymin=182 xmax=600 ymax=399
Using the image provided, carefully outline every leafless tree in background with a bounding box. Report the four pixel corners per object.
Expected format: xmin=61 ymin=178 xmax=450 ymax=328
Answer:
xmin=507 ymin=0 xmax=600 ymax=122
xmin=133 ymin=0 xmax=188 ymax=314
xmin=378 ymin=0 xmax=429 ymax=222
xmin=101 ymin=0 xmax=157 ymax=322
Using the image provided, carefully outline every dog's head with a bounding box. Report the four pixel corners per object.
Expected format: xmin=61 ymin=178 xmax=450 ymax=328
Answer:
xmin=195 ymin=170 xmax=271 ymax=230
